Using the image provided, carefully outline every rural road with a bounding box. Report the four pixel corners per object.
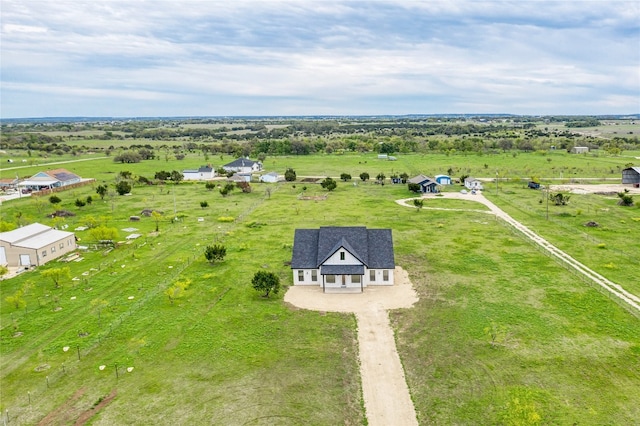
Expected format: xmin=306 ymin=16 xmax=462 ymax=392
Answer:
xmin=396 ymin=191 xmax=640 ymax=312
xmin=285 ymin=267 xmax=419 ymax=426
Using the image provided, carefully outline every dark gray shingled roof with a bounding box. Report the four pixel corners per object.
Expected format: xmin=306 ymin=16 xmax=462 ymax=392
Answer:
xmin=291 ymin=226 xmax=395 ymax=270
xmin=224 ymin=158 xmax=258 ymax=168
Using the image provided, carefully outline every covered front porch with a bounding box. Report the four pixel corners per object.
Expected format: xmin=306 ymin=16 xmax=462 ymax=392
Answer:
xmin=321 ymin=264 xmax=365 ymax=293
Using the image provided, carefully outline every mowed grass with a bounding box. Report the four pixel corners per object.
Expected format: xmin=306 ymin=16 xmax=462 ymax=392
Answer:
xmin=1 ymin=164 xmax=639 ymax=424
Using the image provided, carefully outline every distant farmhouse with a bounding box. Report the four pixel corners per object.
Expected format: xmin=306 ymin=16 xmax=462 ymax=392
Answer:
xmin=622 ymin=167 xmax=640 ymax=186
xmin=223 ymin=158 xmax=262 ymax=174
xmin=570 ymin=146 xmax=589 ymax=154
xmin=464 ymin=177 xmax=483 ymax=191
xmin=18 ymin=168 xmax=82 ymax=192
xmin=291 ymin=226 xmax=395 ymax=293
xmin=408 ymin=175 xmax=438 ymax=193
xmin=183 ymin=165 xmax=215 ymax=181
xmin=0 ymin=223 xmax=76 ymax=268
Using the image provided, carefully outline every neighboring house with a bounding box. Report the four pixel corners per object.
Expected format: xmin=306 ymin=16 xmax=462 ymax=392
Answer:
xmin=259 ymin=172 xmax=279 ymax=183
xmin=183 ymin=165 xmax=215 ymax=181
xmin=18 ymin=168 xmax=81 ymax=191
xmin=408 ymin=175 xmax=438 ymax=193
xmin=464 ymin=177 xmax=483 ymax=190
xmin=434 ymin=174 xmax=452 ymax=185
xmin=0 ymin=178 xmax=19 ymax=190
xmin=291 ymin=226 xmax=395 ymax=293
xmin=223 ymin=158 xmax=262 ymax=174
xmin=570 ymin=146 xmax=589 ymax=154
xmin=622 ymin=167 xmax=640 ymax=185
xmin=0 ymin=223 xmax=76 ymax=268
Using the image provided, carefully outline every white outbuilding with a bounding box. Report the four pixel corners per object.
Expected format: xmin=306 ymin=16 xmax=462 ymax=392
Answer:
xmin=0 ymin=223 xmax=76 ymax=268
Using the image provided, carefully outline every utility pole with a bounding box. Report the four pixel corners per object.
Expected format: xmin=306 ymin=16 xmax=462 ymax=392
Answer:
xmin=546 ymin=183 xmax=549 ymax=220
xmin=495 ymin=171 xmax=499 ymax=195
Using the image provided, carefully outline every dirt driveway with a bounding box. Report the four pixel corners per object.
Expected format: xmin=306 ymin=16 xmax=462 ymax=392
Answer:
xmin=285 ymin=267 xmax=419 ymax=426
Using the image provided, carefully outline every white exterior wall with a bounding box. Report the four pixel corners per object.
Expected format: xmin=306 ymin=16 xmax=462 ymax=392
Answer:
xmin=292 ymin=267 xmax=395 ymax=287
xmin=323 ymin=249 xmax=362 ymax=266
xmin=293 ymin=269 xmax=320 ymax=286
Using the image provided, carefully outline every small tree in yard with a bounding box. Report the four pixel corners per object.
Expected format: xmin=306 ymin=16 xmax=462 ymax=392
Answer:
xmin=408 ymin=183 xmax=421 ymax=193
xmin=284 ymin=168 xmax=296 ymax=182
xmin=41 ymin=267 xmax=71 ymax=289
xmin=320 ymin=177 xmax=337 ymax=191
xmin=413 ymin=198 xmax=424 ymax=212
xmin=5 ymin=289 xmax=26 ymax=310
xmin=204 ymin=244 xmax=226 ymax=264
xmin=49 ymin=195 xmax=62 ymax=205
xmin=550 ymin=193 xmax=570 ymax=206
xmin=115 ymin=180 xmax=131 ymax=195
xmin=252 ymin=270 xmax=280 ymax=298
xmin=340 ymin=173 xmax=352 ymax=182
xmin=617 ymin=190 xmax=634 ymax=206
xmin=376 ymin=173 xmax=386 ymax=184
xmin=205 ymin=182 xmax=216 ymax=191
xmin=237 ymin=181 xmax=252 ymax=193
xmin=152 ymin=211 xmax=163 ymax=232
xmin=75 ymin=198 xmax=86 ymax=208
xmin=200 ymin=201 xmax=209 ymax=209
xmin=96 ymin=185 xmax=108 ymax=200
xmin=360 ymin=172 xmax=370 ymax=182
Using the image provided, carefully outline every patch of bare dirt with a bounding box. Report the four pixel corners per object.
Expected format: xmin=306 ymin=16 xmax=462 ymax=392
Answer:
xmin=74 ymin=389 xmax=117 ymax=425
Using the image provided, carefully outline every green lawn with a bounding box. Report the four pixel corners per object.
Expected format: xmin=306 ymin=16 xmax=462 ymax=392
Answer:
xmin=1 ymin=159 xmax=639 ymax=424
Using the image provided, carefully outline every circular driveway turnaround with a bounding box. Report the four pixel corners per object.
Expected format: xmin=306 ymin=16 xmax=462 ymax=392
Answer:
xmin=285 ymin=267 xmax=419 ymax=426
xmin=397 ymin=191 xmax=640 ymax=312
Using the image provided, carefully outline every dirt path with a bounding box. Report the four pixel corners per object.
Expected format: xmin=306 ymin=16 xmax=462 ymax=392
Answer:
xmin=396 ymin=192 xmax=640 ymax=312
xmin=285 ymin=267 xmax=419 ymax=426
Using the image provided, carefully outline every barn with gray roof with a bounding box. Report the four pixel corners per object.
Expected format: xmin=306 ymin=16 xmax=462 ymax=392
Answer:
xmin=291 ymin=226 xmax=395 ymax=293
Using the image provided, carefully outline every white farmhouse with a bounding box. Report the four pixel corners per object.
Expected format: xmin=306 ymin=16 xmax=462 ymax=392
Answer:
xmin=291 ymin=226 xmax=395 ymax=293
xmin=464 ymin=177 xmax=483 ymax=191
xmin=183 ymin=165 xmax=215 ymax=181
xmin=223 ymin=158 xmax=262 ymax=174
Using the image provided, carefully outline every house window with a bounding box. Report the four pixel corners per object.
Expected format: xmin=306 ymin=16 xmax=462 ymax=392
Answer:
xmin=326 ymin=275 xmax=336 ymax=284
xmin=383 ymin=270 xmax=389 ymax=282
xmin=51 ymin=246 xmax=56 ymax=253
xmin=42 ymin=250 xmax=47 ymax=257
xmin=340 ymin=251 xmax=345 ymax=261
xmin=60 ymin=243 xmax=64 ymax=249
xmin=351 ymin=275 xmax=361 ymax=284
xmin=298 ymin=270 xmax=304 ymax=282
xmin=369 ymin=270 xmax=375 ymax=282
xmin=311 ymin=270 xmax=317 ymax=282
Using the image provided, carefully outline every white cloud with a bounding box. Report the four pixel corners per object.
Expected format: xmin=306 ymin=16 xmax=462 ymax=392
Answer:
xmin=1 ymin=0 xmax=638 ymax=117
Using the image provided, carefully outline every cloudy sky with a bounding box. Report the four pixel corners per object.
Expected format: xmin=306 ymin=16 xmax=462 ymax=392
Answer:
xmin=1 ymin=1 xmax=638 ymax=118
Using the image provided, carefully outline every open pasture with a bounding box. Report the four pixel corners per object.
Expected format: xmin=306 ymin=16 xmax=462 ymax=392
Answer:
xmin=1 ymin=157 xmax=639 ymax=424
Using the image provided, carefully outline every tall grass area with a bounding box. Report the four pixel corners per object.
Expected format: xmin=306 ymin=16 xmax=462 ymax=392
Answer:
xmin=1 ymin=169 xmax=639 ymax=423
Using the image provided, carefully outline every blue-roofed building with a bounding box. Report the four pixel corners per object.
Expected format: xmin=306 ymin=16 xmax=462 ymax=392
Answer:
xmin=291 ymin=226 xmax=395 ymax=293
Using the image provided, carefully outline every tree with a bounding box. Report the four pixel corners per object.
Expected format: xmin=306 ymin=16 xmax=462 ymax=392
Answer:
xmin=236 ymin=181 xmax=252 ymax=193
xmin=376 ymin=173 xmax=386 ymax=184
xmin=408 ymin=182 xmax=421 ymax=193
xmin=115 ymin=181 xmax=131 ymax=195
xmin=5 ymin=289 xmax=26 ymax=310
xmin=86 ymin=196 xmax=93 ymax=205
xmin=399 ymin=172 xmax=409 ymax=183
xmin=113 ymin=152 xmax=142 ymax=163
xmin=205 ymin=182 xmax=216 ymax=191
xmin=96 ymin=185 xmax=108 ymax=200
xmin=165 ymin=279 xmax=191 ymax=305
xmin=359 ymin=172 xmax=370 ymax=182
xmin=170 ymin=170 xmax=184 ymax=184
xmin=0 ymin=265 xmax=8 ymax=278
xmin=40 ymin=267 xmax=71 ymax=289
xmin=49 ymin=195 xmax=62 ymax=205
xmin=251 ymin=270 xmax=281 ymax=298
xmin=550 ymin=193 xmax=570 ymax=206
xmin=204 ymin=244 xmax=226 ymax=264
xmin=284 ymin=168 xmax=297 ymax=182
xmin=340 ymin=173 xmax=352 ymax=182
xmin=200 ymin=201 xmax=209 ymax=209
xmin=155 ymin=170 xmax=171 ymax=181
xmin=89 ymin=225 xmax=119 ymax=242
xmin=152 ymin=211 xmax=163 ymax=232
xmin=413 ymin=198 xmax=424 ymax=212
xmin=617 ymin=190 xmax=634 ymax=206
xmin=75 ymin=198 xmax=86 ymax=208
xmin=320 ymin=177 xmax=337 ymax=191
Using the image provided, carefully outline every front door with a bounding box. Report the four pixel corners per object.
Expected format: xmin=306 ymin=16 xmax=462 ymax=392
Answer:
xmin=19 ymin=254 xmax=31 ymax=266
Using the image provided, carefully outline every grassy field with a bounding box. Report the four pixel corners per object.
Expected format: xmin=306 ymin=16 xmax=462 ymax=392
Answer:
xmin=3 ymin=149 xmax=638 ymax=185
xmin=1 ymin=155 xmax=639 ymax=424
